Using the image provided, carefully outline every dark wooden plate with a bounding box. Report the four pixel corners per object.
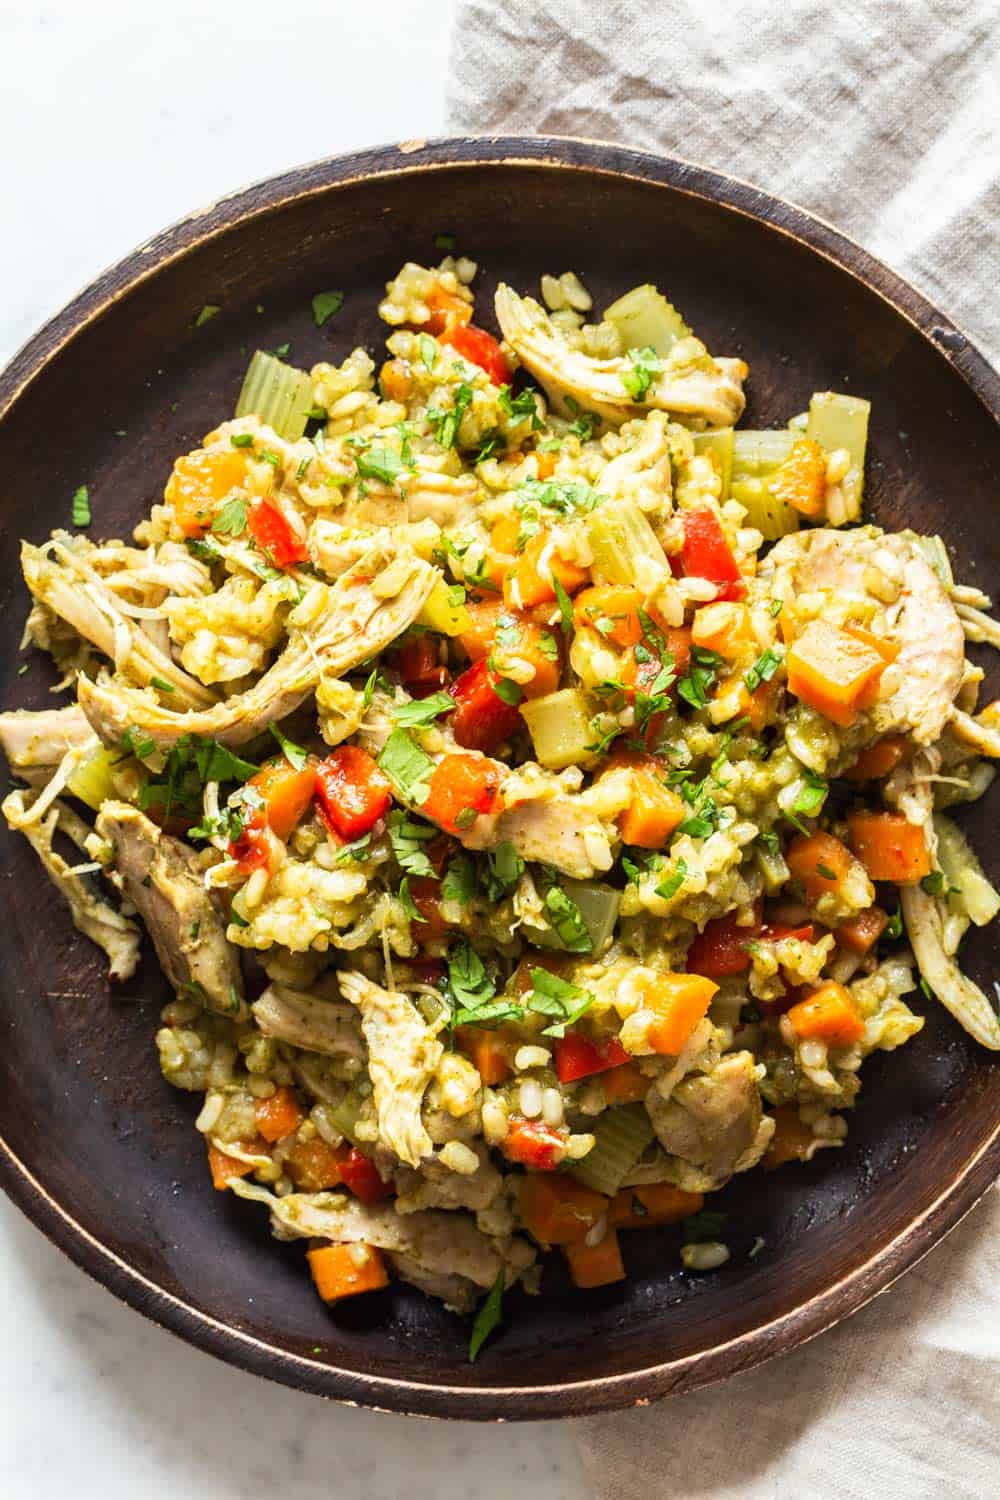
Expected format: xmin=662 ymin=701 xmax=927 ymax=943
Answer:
xmin=0 ymin=137 xmax=997 ymax=1421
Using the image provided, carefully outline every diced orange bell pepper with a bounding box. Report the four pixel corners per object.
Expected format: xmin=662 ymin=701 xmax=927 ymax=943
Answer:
xmin=573 ymin=585 xmax=644 ymax=649
xmin=422 ymin=751 xmax=503 ymax=835
xmin=504 ymin=530 xmax=589 ymax=610
xmin=786 ymin=831 xmax=858 ymax=905
xmin=786 ymin=980 xmax=865 ymax=1047
xmin=534 ymin=449 xmax=557 ymax=480
xmin=846 ymin=810 xmax=931 ymax=884
xmin=786 ymin=620 xmax=889 ymax=727
xmin=455 ymin=1025 xmax=512 ymax=1085
xmin=637 ymin=972 xmax=719 ymax=1055
xmin=563 ymin=1228 xmax=626 ymax=1289
xmin=836 ymin=906 xmax=888 ymax=954
xmin=609 ymin=1182 xmax=704 ymax=1229
xmin=284 ymin=1137 xmax=346 ymax=1191
xmin=248 ymin=756 xmax=318 ymax=843
xmin=599 ymin=1062 xmax=651 ymax=1104
xmin=165 ymin=448 xmax=247 ymax=536
xmin=618 ymin=767 xmax=686 ymax=848
xmin=458 ymin=599 xmax=506 ymax=661
xmin=769 ymin=438 xmax=827 ymax=519
xmin=690 ymin=601 xmax=756 ymax=659
xmin=764 ymin=1106 xmax=818 ymax=1170
xmin=424 ymin=284 xmax=472 ymax=335
xmin=307 ymin=1242 xmax=389 ymax=1303
xmin=207 ymin=1141 xmax=260 ymax=1191
xmin=844 ymin=733 xmax=910 ymax=782
xmin=254 ymin=1085 xmax=304 ymax=1143
xmin=520 ymin=1174 xmax=608 ymax=1245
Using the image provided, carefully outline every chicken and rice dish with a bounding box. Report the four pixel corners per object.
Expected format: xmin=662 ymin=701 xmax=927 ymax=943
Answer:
xmin=4 ymin=256 xmax=999 ymax=1354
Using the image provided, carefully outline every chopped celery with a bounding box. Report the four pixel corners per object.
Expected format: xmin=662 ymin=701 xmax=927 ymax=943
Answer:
xmin=572 ymin=1103 xmax=655 ymax=1196
xmin=415 ymin=577 xmax=471 ymax=637
xmin=603 ymin=285 xmax=690 ymax=357
xmin=693 ymin=428 xmax=734 ymax=500
xmin=806 ymin=392 xmax=870 ymax=520
xmin=235 ymin=351 xmax=314 ymax=441
xmin=731 ymin=429 xmax=796 ymax=479
xmin=587 ymin=497 xmax=668 ymax=586
xmin=328 ymin=1084 xmax=369 ymax=1143
xmin=901 ymin=531 xmax=953 ymax=589
xmin=523 ymin=880 xmax=621 ymax=955
xmin=731 ymin=477 xmax=800 ymax=541
xmin=66 ymin=743 xmax=120 ymax=811
xmin=754 ymin=839 xmax=790 ymax=894
xmin=934 ymin=814 xmax=1000 ymax=926
xmin=520 ymin=688 xmax=596 ymax=770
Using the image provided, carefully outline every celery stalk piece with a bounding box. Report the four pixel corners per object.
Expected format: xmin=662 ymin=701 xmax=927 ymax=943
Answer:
xmin=731 ymin=429 xmax=796 ymax=480
xmin=571 ymin=1104 xmax=656 ymax=1196
xmin=806 ymin=392 xmax=870 ymax=519
xmin=693 ymin=428 xmax=734 ymax=500
xmin=587 ymin=497 xmax=668 ymax=587
xmin=415 ymin=577 xmax=471 ymax=637
xmin=754 ymin=839 xmax=790 ymax=895
xmin=520 ymin=687 xmax=597 ymax=770
xmin=731 ymin=477 xmax=800 ymax=542
xmin=235 ymin=351 xmax=315 ymax=441
xmin=934 ymin=814 xmax=1000 ymax=926
xmin=328 ymin=1084 xmax=368 ymax=1143
xmin=602 ymin=285 xmax=691 ymax=357
xmin=66 ymin=743 xmax=120 ymax=811
xmin=523 ymin=879 xmax=621 ymax=955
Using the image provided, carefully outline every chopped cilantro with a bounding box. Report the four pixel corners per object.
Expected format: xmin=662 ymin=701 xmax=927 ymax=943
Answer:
xmin=397 ymin=877 xmax=420 ymax=921
xmin=230 ymin=433 xmax=254 ymax=449
xmin=743 ymin=646 xmax=783 ymax=694
xmin=622 ymin=345 xmax=660 ymax=401
xmin=186 ymin=535 xmax=222 ymax=564
xmin=312 ymin=290 xmax=344 ymax=326
xmin=553 ymin=576 xmax=574 ymax=634
xmin=211 ymin=496 xmax=248 ymax=536
xmin=677 ymin=647 xmax=723 ymax=710
xmin=543 ymin=885 xmax=592 ymax=953
xmin=525 ymin=968 xmax=596 ymax=1037
xmin=387 ymin=810 xmax=437 ymax=877
xmin=418 ymin=333 xmax=438 ymax=370
xmin=921 ymin=870 xmax=947 ymax=895
xmin=485 ymin=842 xmax=524 ymax=901
xmin=356 ymin=445 xmax=409 ymax=485
xmin=442 ymin=854 xmax=476 ymax=906
xmin=428 ymin=382 xmax=474 ymax=449
xmin=447 ymin=940 xmax=498 ymax=1017
xmin=886 ymin=907 xmax=903 ymax=939
xmin=269 ymin=722 xmax=308 ymax=770
xmin=498 ymin=384 xmax=542 ymax=429
xmin=391 ymin=692 xmax=455 ymax=728
xmin=149 ymin=676 xmax=175 ymax=694
xmin=194 ymin=304 xmax=220 ymax=327
xmin=655 ymin=858 xmax=688 ymax=900
xmin=71 ymin=485 xmax=91 ymax=527
xmin=468 ymin=1269 xmax=504 ymax=1362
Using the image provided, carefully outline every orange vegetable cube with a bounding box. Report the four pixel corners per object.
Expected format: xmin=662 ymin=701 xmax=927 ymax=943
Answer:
xmin=458 ymin=599 xmax=506 ymax=661
xmin=424 ymin=285 xmax=472 ymax=334
xmin=618 ymin=767 xmax=686 ymax=848
xmin=599 ymin=1062 xmax=651 ymax=1104
xmin=786 ymin=620 xmax=889 ymax=727
xmin=455 ymin=1025 xmax=512 ymax=1086
xmin=249 ymin=757 xmax=318 ymax=843
xmin=769 ymin=438 xmax=827 ymax=519
xmin=573 ymin=585 xmax=643 ymax=649
xmin=609 ymin=1183 xmax=703 ymax=1229
xmin=165 ymin=448 xmax=247 ymax=537
xmin=846 ymin=810 xmax=930 ymax=884
xmin=844 ymin=734 xmax=910 ymax=782
xmin=504 ymin=531 xmax=589 ymax=610
xmin=307 ymin=1242 xmax=389 ymax=1304
xmin=207 ymin=1141 xmax=259 ymax=1191
xmin=563 ymin=1228 xmax=626 ymax=1289
xmin=764 ymin=1106 xmax=818 ymax=1170
xmin=379 ymin=358 xmax=413 ymax=402
xmin=836 ymin=906 xmax=889 ymax=954
xmin=637 ymin=972 xmax=719 ymax=1056
xmin=254 ymin=1085 xmax=305 ymax=1143
xmin=284 ymin=1138 xmax=346 ymax=1192
xmin=691 ymin=601 xmax=755 ymax=659
xmin=786 ymin=980 xmax=865 ymax=1047
xmin=520 ymin=1175 xmax=608 ymax=1245
xmin=786 ymin=831 xmax=858 ymax=905
xmin=534 ymin=449 xmax=557 ymax=480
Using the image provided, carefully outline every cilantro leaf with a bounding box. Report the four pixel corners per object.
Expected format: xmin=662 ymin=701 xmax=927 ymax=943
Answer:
xmin=377 ymin=729 xmax=434 ymax=804
xmin=428 ymin=383 xmax=474 ymax=449
xmin=211 ymin=496 xmax=248 ymax=536
xmin=356 ymin=446 xmax=408 ymax=485
xmin=498 ymin=384 xmax=542 ymax=430
xmin=622 ymin=346 xmax=660 ymax=401
xmin=468 ymin=1269 xmax=505 ymax=1362
xmin=655 ymin=858 xmax=688 ymax=900
xmin=485 ymin=842 xmax=524 ymax=901
xmin=442 ymin=854 xmax=476 ymax=906
xmin=387 ymin=810 xmax=437 ymax=877
xmin=743 ymin=646 xmax=784 ymax=694
xmin=391 ymin=692 xmax=455 ymax=728
xmin=544 ymin=885 xmax=593 ymax=953
xmin=525 ymin=968 xmax=596 ymax=1037
xmin=269 ymin=722 xmax=308 ymax=771
xmin=312 ymin=290 xmax=344 ymax=326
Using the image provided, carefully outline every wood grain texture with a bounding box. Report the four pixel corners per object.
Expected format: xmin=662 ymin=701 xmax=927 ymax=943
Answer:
xmin=0 ymin=137 xmax=997 ymax=1420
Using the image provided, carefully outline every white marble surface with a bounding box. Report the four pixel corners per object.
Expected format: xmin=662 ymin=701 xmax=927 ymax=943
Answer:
xmin=0 ymin=4 xmax=589 ymax=1494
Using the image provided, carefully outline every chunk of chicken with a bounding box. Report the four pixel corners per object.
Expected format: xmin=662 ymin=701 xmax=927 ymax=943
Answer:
xmin=0 ymin=705 xmax=94 ymax=784
xmin=338 ymin=971 xmax=442 ymax=1168
xmin=646 ymin=1052 xmax=768 ymax=1189
xmin=495 ymin=284 xmax=747 ymax=429
xmin=231 ymin=1181 xmax=536 ymax=1313
xmin=95 ymin=801 xmax=246 ymax=1018
xmin=469 ymin=790 xmax=614 ymax=881
xmin=393 ymin=1143 xmax=503 ymax=1216
xmin=76 ymin=543 xmax=436 ymax=752
xmin=763 ymin=527 xmax=965 ymax=744
xmin=252 ymin=984 xmax=364 ymax=1060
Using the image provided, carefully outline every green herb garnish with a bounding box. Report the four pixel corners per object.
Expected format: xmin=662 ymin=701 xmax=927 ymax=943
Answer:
xmin=71 ymin=485 xmax=91 ymax=527
xmin=312 ymin=290 xmax=344 ymax=326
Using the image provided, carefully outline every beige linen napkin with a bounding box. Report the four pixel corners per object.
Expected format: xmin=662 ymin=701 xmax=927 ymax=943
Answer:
xmin=446 ymin=3 xmax=1000 ymax=1490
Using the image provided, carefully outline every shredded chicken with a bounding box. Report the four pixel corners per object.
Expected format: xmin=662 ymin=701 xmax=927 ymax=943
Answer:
xmin=902 ymin=885 xmax=1000 ymax=1050
xmin=338 ymin=971 xmax=442 ymax=1168
xmin=252 ymin=984 xmax=365 ymax=1060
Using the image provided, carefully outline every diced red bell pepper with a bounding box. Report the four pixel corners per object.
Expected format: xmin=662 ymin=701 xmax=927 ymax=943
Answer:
xmin=314 ymin=745 xmax=392 ymax=840
xmin=422 ymin=752 xmax=502 ymax=835
xmin=502 ymin=1119 xmax=568 ymax=1172
xmin=396 ymin=635 xmax=450 ymax=697
xmin=227 ymin=814 xmax=270 ymax=874
xmin=760 ymin=921 xmax=816 ymax=944
xmin=686 ymin=903 xmax=762 ymax=977
xmin=680 ymin=508 xmax=746 ymax=602
xmin=554 ymin=1033 xmax=631 ymax=1084
xmin=448 ymin=658 xmax=523 ymax=753
xmin=247 ymin=499 xmax=309 ymax=569
xmin=336 ymin=1146 xmax=394 ymax=1203
xmin=439 ymin=321 xmax=512 ymax=385
xmin=404 ymin=956 xmax=446 ymax=984
xmin=408 ymin=875 xmax=450 ymax=939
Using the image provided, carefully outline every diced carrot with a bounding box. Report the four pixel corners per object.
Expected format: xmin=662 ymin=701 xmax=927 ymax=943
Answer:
xmin=844 ymin=734 xmax=910 ymax=782
xmin=485 ymin=515 xmax=521 ymax=587
xmin=563 ymin=1227 xmax=626 ymax=1289
xmin=764 ymin=1106 xmax=818 ymax=1170
xmin=599 ymin=1062 xmax=650 ymax=1104
xmin=786 ymin=620 xmax=889 ymax=727
xmin=459 ymin=598 xmax=506 ymax=661
xmin=786 ymin=831 xmax=857 ymax=905
xmin=254 ymin=1085 xmax=304 ymax=1144
xmin=165 ymin=448 xmax=247 ymax=536
xmin=307 ymin=1242 xmax=389 ymax=1303
xmin=207 ymin=1141 xmax=259 ymax=1191
xmin=422 ymin=752 xmax=503 ymax=835
xmin=846 ymin=810 xmax=931 ymax=884
xmin=248 ymin=756 xmax=318 ymax=843
xmin=618 ymin=768 xmax=686 ymax=848
xmin=455 ymin=1025 xmax=512 ymax=1085
xmin=534 ymin=449 xmax=557 ymax=480
xmin=520 ymin=1175 xmax=608 ymax=1245
xmin=769 ymin=438 xmax=827 ymax=519
xmin=498 ymin=616 xmax=561 ymax=699
xmin=380 ymin=358 xmax=413 ymax=402
xmin=637 ymin=972 xmax=719 ymax=1055
xmin=786 ymin=980 xmax=865 ymax=1047
xmin=690 ymin=601 xmax=756 ymax=659
xmin=424 ymin=285 xmax=472 ymax=334
xmin=609 ymin=1182 xmax=703 ymax=1230
xmin=284 ymin=1138 xmax=345 ymax=1191
xmin=314 ymin=745 xmax=392 ymax=840
xmin=640 ymin=621 xmax=692 ymax=676
xmin=573 ymin=585 xmax=643 ymax=649
xmin=504 ymin=531 xmax=589 ymax=610
xmin=686 ymin=903 xmax=762 ymax=978
xmin=502 ymin=1119 xmax=568 ymax=1171
xmin=836 ymin=906 xmax=888 ymax=954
